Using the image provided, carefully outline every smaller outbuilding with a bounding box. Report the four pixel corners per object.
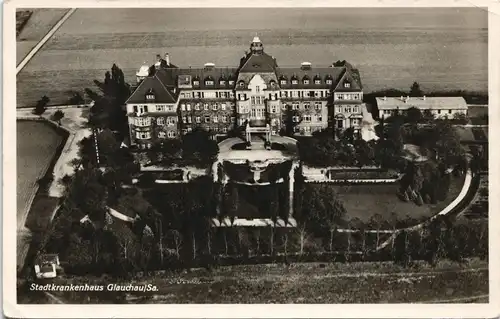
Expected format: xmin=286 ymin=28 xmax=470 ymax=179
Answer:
xmin=376 ymin=96 xmax=468 ymax=119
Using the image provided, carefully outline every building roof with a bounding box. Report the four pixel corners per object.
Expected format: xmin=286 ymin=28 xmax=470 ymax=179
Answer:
xmin=126 ymin=38 xmax=363 ymax=104
xmin=376 ymin=96 xmax=468 ymax=110
xmin=126 ymin=72 xmax=177 ymax=104
xmin=172 ymin=67 xmax=239 ymax=89
xmin=238 ymin=51 xmax=278 ymax=73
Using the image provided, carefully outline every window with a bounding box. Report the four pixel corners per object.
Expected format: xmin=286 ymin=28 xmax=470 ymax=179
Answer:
xmin=304 ymin=103 xmax=311 ymax=110
xmin=220 ymin=80 xmax=226 ymax=86
xmin=156 ymin=105 xmax=164 ymax=112
xmin=182 ymin=116 xmax=187 ymax=123
xmin=448 ymin=110 xmax=452 ymax=114
xmin=181 ymin=104 xmax=186 ymax=111
xmin=157 ymin=117 xmax=165 ymax=125
xmin=292 ymin=79 xmax=298 ymax=85
xmin=292 ymin=103 xmax=299 ymax=110
xmin=212 ymin=104 xmax=218 ymax=111
xmin=315 ymin=102 xmax=321 ymax=110
xmin=158 ymin=131 xmax=166 ymax=138
xmin=146 ymin=94 xmax=155 ymax=100
xmin=221 ymin=115 xmax=227 ymax=123
xmin=222 ymin=127 xmax=228 ymax=133
xmin=317 ymin=115 xmax=323 ymax=122
xmin=196 ymin=116 xmax=201 ymax=123
xmin=186 ymin=104 xmax=191 ymax=111
xmin=344 ymin=82 xmax=351 ymax=88
xmin=229 ymin=80 xmax=235 ymax=86
xmin=170 ymin=116 xmax=178 ymax=125
xmin=184 ymin=92 xmax=192 ymax=99
xmin=280 ymin=79 xmax=287 ymax=85
xmin=326 ymin=79 xmax=333 ymax=85
xmin=239 ymin=81 xmax=245 ymax=87
xmin=193 ymin=80 xmax=200 ymax=86
xmin=304 ymin=79 xmax=309 ymax=85
xmin=205 ymin=115 xmax=210 ymax=123
xmin=135 ymin=131 xmax=151 ymax=139
xmin=293 ymin=116 xmax=300 ymax=123
xmin=384 ymin=110 xmax=391 ymax=115
xmin=352 ymin=119 xmax=359 ymax=125
xmin=167 ymin=131 xmax=176 ymax=138
xmin=187 ymin=116 xmax=192 ymax=123
xmin=206 ymin=80 xmax=214 ymax=86
xmin=167 ymin=105 xmax=174 ymax=112
xmin=195 ymin=103 xmax=200 ymax=110
xmin=315 ymin=79 xmax=321 ymax=85
xmin=437 ymin=110 xmax=442 ymax=114
xmin=231 ymin=117 xmax=236 ymax=123
xmin=271 ymin=105 xmax=277 ymax=113
xmin=213 ymin=116 xmax=218 ymax=123
xmin=256 ymin=86 xmax=260 ymax=93
xmin=303 ymin=115 xmax=311 ymax=122
xmin=221 ymin=103 xmax=226 ymax=110
xmin=135 ymin=117 xmax=151 ymax=126
xmin=291 ymin=91 xmax=299 ymax=98
xmin=282 ymin=104 xmax=287 ymax=111
xmin=204 ymin=103 xmax=209 ymax=111
xmin=194 ymin=92 xmax=201 ymax=98
xmin=314 ymin=91 xmax=321 ymax=98
xmin=304 ymin=126 xmax=311 ymax=133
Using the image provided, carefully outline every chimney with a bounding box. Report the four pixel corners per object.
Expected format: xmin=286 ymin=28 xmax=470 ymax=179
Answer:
xmin=423 ymin=95 xmax=426 ymax=101
xmin=165 ymin=53 xmax=170 ymax=66
xmin=383 ymin=96 xmax=387 ymax=101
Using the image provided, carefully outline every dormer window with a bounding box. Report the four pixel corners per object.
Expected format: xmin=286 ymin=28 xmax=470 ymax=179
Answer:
xmin=146 ymin=93 xmax=155 ymax=100
xmin=206 ymin=80 xmax=214 ymax=86
xmin=219 ymin=80 xmax=226 ymax=86
xmin=315 ymin=79 xmax=321 ymax=85
xmin=239 ymin=81 xmax=245 ymax=88
xmin=280 ymin=79 xmax=287 ymax=85
xmin=344 ymin=82 xmax=351 ymax=88
xmin=269 ymin=80 xmax=276 ymax=88
xmin=193 ymin=80 xmax=200 ymax=86
xmin=303 ymin=79 xmax=310 ymax=85
xmin=229 ymin=80 xmax=235 ymax=86
xmin=326 ymin=79 xmax=333 ymax=85
xmin=292 ymin=79 xmax=298 ymax=85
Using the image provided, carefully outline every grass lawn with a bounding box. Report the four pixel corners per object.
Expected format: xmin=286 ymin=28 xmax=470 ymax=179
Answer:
xmin=17 ymin=121 xmax=64 ymax=229
xmin=325 ymin=172 xmax=466 ymax=226
xmin=23 ymin=259 xmax=488 ymax=304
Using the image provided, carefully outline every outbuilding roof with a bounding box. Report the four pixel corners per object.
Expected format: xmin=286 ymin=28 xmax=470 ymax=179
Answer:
xmin=376 ymin=96 xmax=468 ymax=110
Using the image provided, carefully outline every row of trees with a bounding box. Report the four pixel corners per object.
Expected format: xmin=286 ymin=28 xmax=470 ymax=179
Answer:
xmin=142 ymin=127 xmax=219 ymax=167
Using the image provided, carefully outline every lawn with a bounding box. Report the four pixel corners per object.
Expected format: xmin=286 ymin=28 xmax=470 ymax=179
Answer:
xmin=17 ymin=120 xmax=65 ymax=229
xmin=22 ymin=259 xmax=488 ymax=304
xmin=324 ymin=172 xmax=466 ymax=226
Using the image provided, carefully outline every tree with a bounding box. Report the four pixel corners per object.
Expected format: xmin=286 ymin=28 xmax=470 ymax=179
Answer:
xmin=33 ymin=95 xmax=49 ymax=116
xmin=299 ymin=184 xmax=346 ymax=248
xmin=405 ymin=107 xmax=422 ymax=123
xmin=67 ymin=92 xmax=85 ymax=105
xmin=53 ymin=110 xmax=64 ymax=125
xmin=409 ymin=82 xmax=423 ymax=97
xmin=182 ymin=128 xmax=219 ymax=166
xmin=282 ymin=105 xmax=302 ymax=136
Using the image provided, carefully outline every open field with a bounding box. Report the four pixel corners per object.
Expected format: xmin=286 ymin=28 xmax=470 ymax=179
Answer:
xmin=19 ymin=259 xmax=488 ymax=303
xmin=16 ymin=8 xmax=487 ymax=107
xmin=16 ymin=9 xmax=69 ymax=65
xmin=17 ymin=120 xmax=64 ymax=229
xmin=16 ymin=10 xmax=32 ymax=36
xmin=325 ymin=173 xmax=466 ymax=224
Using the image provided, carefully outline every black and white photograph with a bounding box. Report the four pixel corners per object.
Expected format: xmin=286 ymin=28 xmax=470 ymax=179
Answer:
xmin=4 ymin=0 xmax=499 ymax=316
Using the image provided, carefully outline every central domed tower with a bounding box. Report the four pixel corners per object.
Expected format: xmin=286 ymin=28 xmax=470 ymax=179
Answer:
xmin=250 ymin=36 xmax=264 ymax=54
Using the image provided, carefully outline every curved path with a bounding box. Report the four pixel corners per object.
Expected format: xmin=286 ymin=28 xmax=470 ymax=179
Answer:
xmin=375 ymin=166 xmax=474 ymax=251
